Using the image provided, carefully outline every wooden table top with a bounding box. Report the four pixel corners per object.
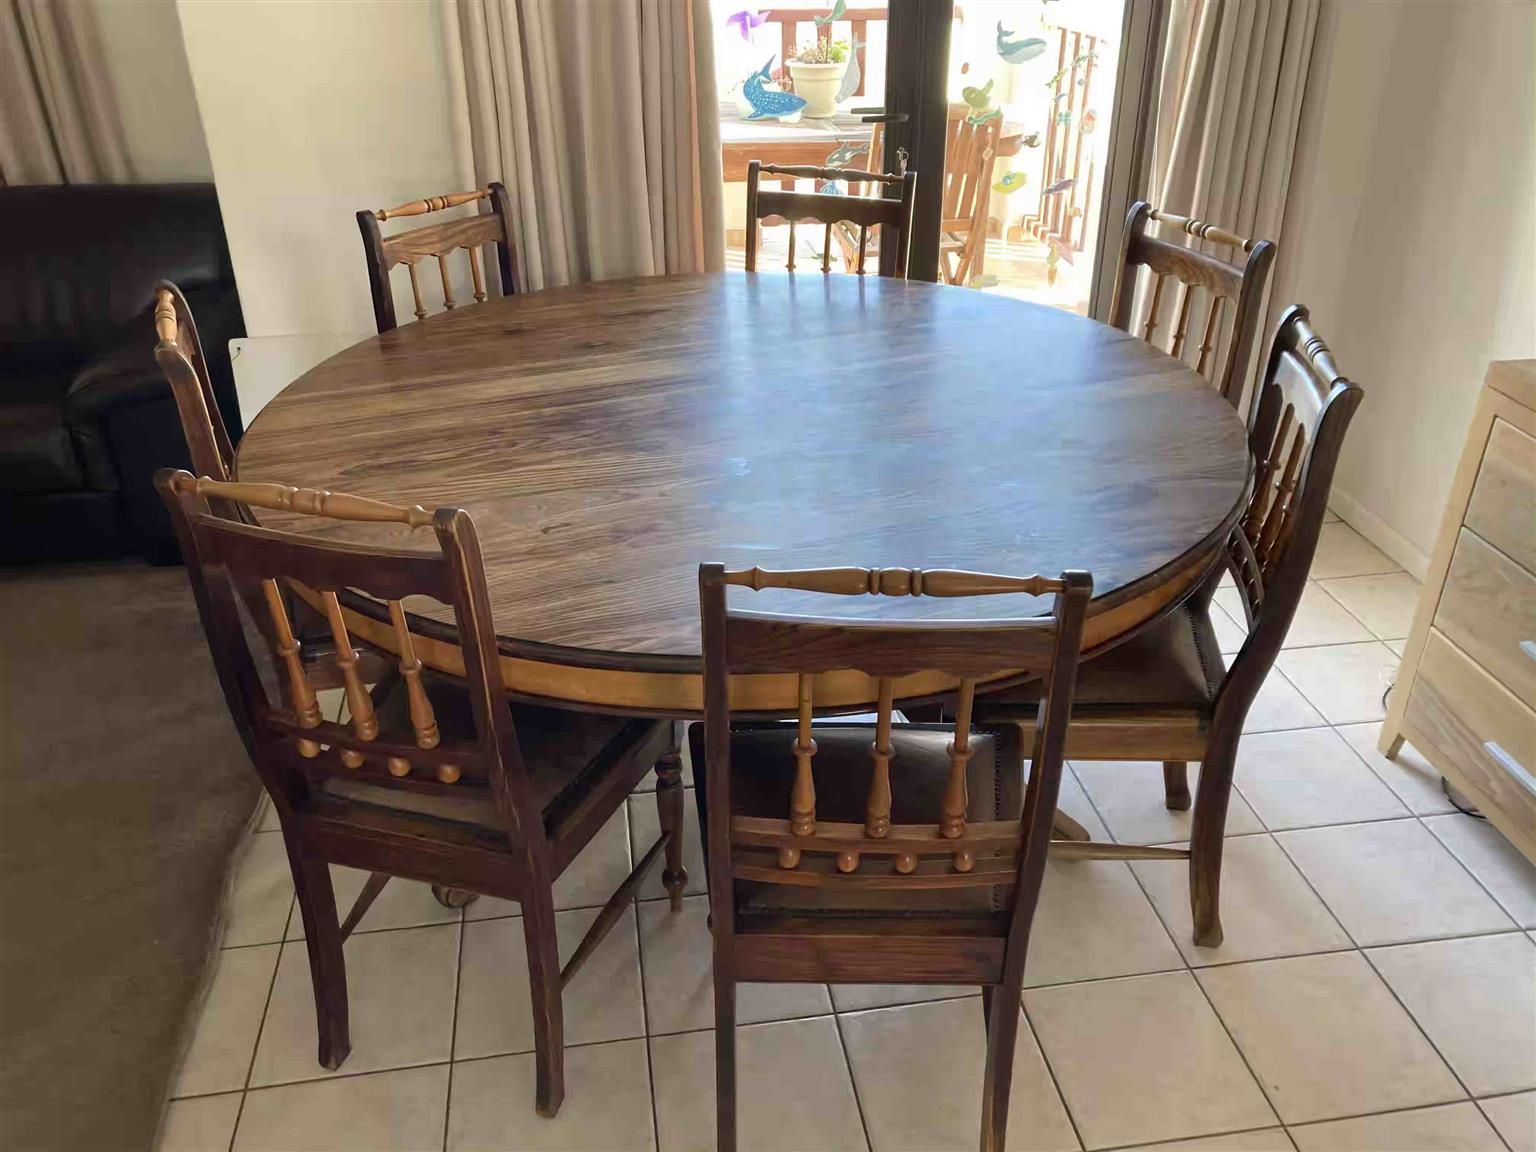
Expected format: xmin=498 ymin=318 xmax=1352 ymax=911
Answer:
xmin=237 ymin=273 xmax=1251 ymax=713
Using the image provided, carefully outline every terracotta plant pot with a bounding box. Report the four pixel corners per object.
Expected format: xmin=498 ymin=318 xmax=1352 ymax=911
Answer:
xmin=786 ymin=60 xmax=846 ymax=118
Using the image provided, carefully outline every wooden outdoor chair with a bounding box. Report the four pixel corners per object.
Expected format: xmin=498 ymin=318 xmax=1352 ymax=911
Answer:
xmin=1108 ymin=201 xmax=1276 ymax=408
xmin=356 ymin=184 xmax=519 ymax=333
xmin=745 ymin=159 xmax=917 ymax=277
xmin=974 ymin=306 xmax=1364 ymax=947
xmin=695 ymin=563 xmax=1092 ymax=1152
xmin=157 ymin=470 xmax=687 ymax=1118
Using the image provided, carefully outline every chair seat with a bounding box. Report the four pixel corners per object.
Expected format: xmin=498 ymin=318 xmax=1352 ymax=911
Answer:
xmin=323 ymin=674 xmax=666 ymax=837
xmin=975 ymin=601 xmax=1225 ymax=720
xmin=691 ymin=723 xmax=1021 ymax=919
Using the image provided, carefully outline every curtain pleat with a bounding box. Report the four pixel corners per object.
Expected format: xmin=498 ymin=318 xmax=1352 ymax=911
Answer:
xmin=0 ymin=0 xmax=132 ymax=186
xmin=442 ymin=0 xmax=723 ymax=290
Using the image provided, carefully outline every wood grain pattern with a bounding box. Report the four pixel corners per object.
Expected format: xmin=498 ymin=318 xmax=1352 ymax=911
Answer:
xmin=236 ymin=273 xmax=1251 ymax=712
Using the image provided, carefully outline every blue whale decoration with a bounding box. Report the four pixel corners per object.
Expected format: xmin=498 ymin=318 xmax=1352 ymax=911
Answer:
xmin=743 ymin=57 xmax=807 ymax=121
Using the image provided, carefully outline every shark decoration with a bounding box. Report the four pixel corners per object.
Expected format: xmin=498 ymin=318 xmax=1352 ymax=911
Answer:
xmin=834 ymin=37 xmax=864 ymax=104
xmin=824 ymin=139 xmax=868 ymax=167
xmin=743 ymin=57 xmax=806 ymax=122
xmin=813 ymin=0 xmax=846 ymax=26
xmin=996 ymin=22 xmax=1048 ymax=65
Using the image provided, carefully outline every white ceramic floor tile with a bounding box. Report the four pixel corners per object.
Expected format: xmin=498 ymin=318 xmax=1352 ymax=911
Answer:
xmin=1023 ymin=857 xmax=1184 ymax=987
xmin=1335 ymin=723 xmax=1456 ymax=816
xmin=1423 ymin=814 xmax=1536 ymax=927
xmin=1277 ymin=819 xmax=1516 ymax=946
xmin=234 ymin=1065 xmax=449 ymax=1151
xmin=1131 ymin=835 xmax=1350 ymax=966
xmin=628 ymin=789 xmax=706 ymax=901
xmin=1289 ymin=1102 xmax=1502 ymax=1151
xmin=259 ymin=793 xmax=282 ymax=832
xmin=287 ymin=866 xmax=459 ymax=940
xmin=840 ymin=997 xmax=1078 ymax=1152
xmin=157 ymin=1092 xmax=242 ymax=1152
xmin=636 ymin=895 xmax=830 ymax=1034
xmin=449 ymin=1039 xmax=656 ymax=1151
xmin=1275 ymin=643 xmax=1397 ymax=726
xmin=1197 ymin=951 xmax=1463 ymax=1124
xmin=1071 ymin=761 xmax=1263 ymax=845
xmin=828 ymin=983 xmax=976 ymax=1012
xmin=1217 ymin=583 xmax=1371 ymax=649
xmin=1121 ymin=1131 xmax=1294 ymax=1151
xmin=173 ymin=943 xmax=279 ymax=1097
xmin=554 ymin=808 xmax=634 ymax=911
xmin=455 ymin=905 xmax=645 ymax=1059
xmin=224 ymin=832 xmax=294 ymax=947
xmin=250 ymin=924 xmax=459 ymax=1086
xmin=1387 ymin=639 xmax=1406 ymax=655
xmin=1315 ymin=572 xmax=1420 ymax=641
xmin=1240 ymin=668 xmax=1327 ymax=735
xmin=1210 ymin=601 xmax=1248 ymax=655
xmin=1368 ymin=933 xmax=1536 ymax=1097
xmin=1308 ymin=523 xmax=1400 ymax=580
xmin=1025 ymin=971 xmax=1276 ymax=1150
xmin=651 ymin=1017 xmax=865 ymax=1152
xmin=1233 ymin=727 xmax=1408 ymax=831
xmin=1480 ymin=1092 xmax=1536 ymax=1152
xmin=1058 ymin=767 xmax=1114 ymax=839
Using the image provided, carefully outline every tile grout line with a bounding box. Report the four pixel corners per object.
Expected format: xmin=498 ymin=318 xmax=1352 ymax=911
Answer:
xmin=225 ymin=935 xmax=285 ymax=1151
xmin=1015 ymin=997 xmax=1090 ymax=1152
xmin=829 ymin=1007 xmax=877 ymax=1152
xmin=441 ymin=909 xmax=466 ymax=1152
xmin=1413 ymin=809 xmax=1532 ymax=932
xmin=623 ymin=810 xmax=666 ymax=1152
xmin=1473 ymin=1098 xmax=1520 ymax=1152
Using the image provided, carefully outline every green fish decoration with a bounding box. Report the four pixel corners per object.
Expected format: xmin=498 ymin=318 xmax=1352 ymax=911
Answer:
xmin=966 ymin=107 xmax=1003 ymax=127
xmin=991 ymin=171 xmax=1027 ymax=195
xmin=996 ymin=22 xmax=1047 ymax=65
xmin=961 ymin=78 xmax=994 ymax=112
xmin=813 ymin=0 xmax=846 ymax=26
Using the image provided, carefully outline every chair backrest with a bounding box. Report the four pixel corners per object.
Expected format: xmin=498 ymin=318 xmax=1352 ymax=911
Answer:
xmin=745 ymin=160 xmax=917 ymax=277
xmin=699 ymin=564 xmax=1090 ymax=897
xmin=156 ymin=470 xmax=543 ymax=847
xmin=1108 ymin=201 xmax=1276 ymax=406
xmin=155 ymin=281 xmax=236 ymax=481
xmin=1220 ymin=306 xmax=1364 ymax=715
xmin=356 ymin=184 xmax=519 ymax=334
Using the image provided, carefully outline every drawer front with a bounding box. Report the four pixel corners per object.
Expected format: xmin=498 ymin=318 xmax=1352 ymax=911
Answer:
xmin=1435 ymin=528 xmax=1536 ymax=709
xmin=1466 ymin=418 xmax=1536 ymax=575
xmin=1408 ymin=631 xmax=1536 ymax=846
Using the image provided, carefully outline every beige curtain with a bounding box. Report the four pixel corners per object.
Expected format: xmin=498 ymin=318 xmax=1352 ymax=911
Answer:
xmin=0 ymin=0 xmax=132 ymax=185
xmin=1140 ymin=0 xmax=1320 ymax=404
xmin=441 ymin=0 xmax=724 ymax=290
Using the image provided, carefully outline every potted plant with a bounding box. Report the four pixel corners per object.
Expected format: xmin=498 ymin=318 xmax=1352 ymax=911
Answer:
xmin=786 ymin=39 xmax=849 ymax=118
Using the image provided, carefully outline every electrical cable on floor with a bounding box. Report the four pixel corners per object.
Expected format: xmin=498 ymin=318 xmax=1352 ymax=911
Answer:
xmin=1382 ymin=677 xmax=1485 ymax=820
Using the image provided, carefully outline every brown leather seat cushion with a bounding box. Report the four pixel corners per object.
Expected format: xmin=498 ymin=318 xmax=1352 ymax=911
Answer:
xmin=322 ymin=673 xmax=662 ymax=836
xmin=975 ymin=601 xmax=1225 ymax=719
xmin=691 ymin=723 xmax=1022 ymax=917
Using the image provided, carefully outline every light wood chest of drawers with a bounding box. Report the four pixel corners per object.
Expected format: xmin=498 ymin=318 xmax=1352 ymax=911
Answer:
xmin=1382 ymin=359 xmax=1536 ymax=863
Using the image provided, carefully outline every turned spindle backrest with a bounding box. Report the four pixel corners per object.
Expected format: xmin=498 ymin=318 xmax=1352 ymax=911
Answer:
xmin=745 ymin=160 xmax=917 ymax=278
xmin=1223 ymin=306 xmax=1364 ymax=679
xmin=1108 ymin=201 xmax=1276 ymax=407
xmin=356 ymin=183 xmax=519 ymax=334
xmin=156 ymin=470 xmax=540 ymax=844
xmin=699 ymin=564 xmax=1091 ymax=888
xmin=154 ymin=281 xmax=236 ymax=481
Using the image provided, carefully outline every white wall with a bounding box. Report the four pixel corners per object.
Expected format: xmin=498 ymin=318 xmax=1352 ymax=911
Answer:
xmin=93 ymin=0 xmax=212 ymax=182
xmin=1280 ymin=0 xmax=1536 ymax=576
xmin=175 ymin=0 xmax=466 ymax=339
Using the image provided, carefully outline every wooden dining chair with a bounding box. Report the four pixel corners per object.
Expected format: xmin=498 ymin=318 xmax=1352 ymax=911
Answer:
xmin=696 ymin=563 xmax=1092 ymax=1152
xmin=745 ymin=159 xmax=917 ymax=278
xmin=156 ymin=470 xmax=687 ymax=1119
xmin=973 ymin=306 xmax=1364 ymax=947
xmin=356 ymin=184 xmax=519 ymax=334
xmin=1108 ymin=201 xmax=1276 ymax=408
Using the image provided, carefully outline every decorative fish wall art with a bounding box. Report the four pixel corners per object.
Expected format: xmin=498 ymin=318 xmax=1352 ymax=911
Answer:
xmin=835 ymin=37 xmax=864 ymax=104
xmin=725 ymin=8 xmax=766 ymax=40
xmin=961 ymin=78 xmax=994 ymax=113
xmin=743 ymin=57 xmax=807 ymax=122
xmin=1044 ymin=177 xmax=1075 ymax=195
xmin=814 ymin=0 xmax=846 ymax=26
xmin=996 ymin=23 xmax=1047 ymax=65
xmin=824 ymin=139 xmax=868 ymax=167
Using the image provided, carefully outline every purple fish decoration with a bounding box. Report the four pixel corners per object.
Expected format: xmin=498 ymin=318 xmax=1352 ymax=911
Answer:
xmin=726 ymin=8 xmax=767 ymax=40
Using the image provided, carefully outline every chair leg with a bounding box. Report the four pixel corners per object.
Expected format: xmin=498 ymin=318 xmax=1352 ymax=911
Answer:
xmin=1163 ymin=761 xmax=1191 ymax=811
xmin=979 ymin=978 xmax=1023 ymax=1152
xmin=1189 ymin=742 xmax=1237 ymax=948
xmin=656 ymin=733 xmax=688 ymax=912
xmin=715 ymin=968 xmax=738 ymax=1152
xmin=522 ymin=887 xmax=566 ymax=1117
xmin=286 ymin=845 xmax=350 ymax=1071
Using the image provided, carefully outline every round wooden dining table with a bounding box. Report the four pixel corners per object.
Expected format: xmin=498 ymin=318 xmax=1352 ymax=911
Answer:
xmin=236 ymin=272 xmax=1252 ymax=717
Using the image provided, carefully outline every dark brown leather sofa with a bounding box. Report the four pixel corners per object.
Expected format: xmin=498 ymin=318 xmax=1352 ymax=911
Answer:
xmin=0 ymin=184 xmax=244 ymax=564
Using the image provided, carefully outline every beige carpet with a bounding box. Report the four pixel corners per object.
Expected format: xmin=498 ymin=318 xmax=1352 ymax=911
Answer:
xmin=0 ymin=563 xmax=260 ymax=1152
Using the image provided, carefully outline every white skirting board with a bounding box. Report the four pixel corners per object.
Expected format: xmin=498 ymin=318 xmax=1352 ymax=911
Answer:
xmin=1327 ymin=487 xmax=1431 ymax=581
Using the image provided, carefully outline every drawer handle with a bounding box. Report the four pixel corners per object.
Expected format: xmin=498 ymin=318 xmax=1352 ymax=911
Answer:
xmin=1484 ymin=741 xmax=1536 ymax=798
xmin=1521 ymin=640 xmax=1536 ymax=663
